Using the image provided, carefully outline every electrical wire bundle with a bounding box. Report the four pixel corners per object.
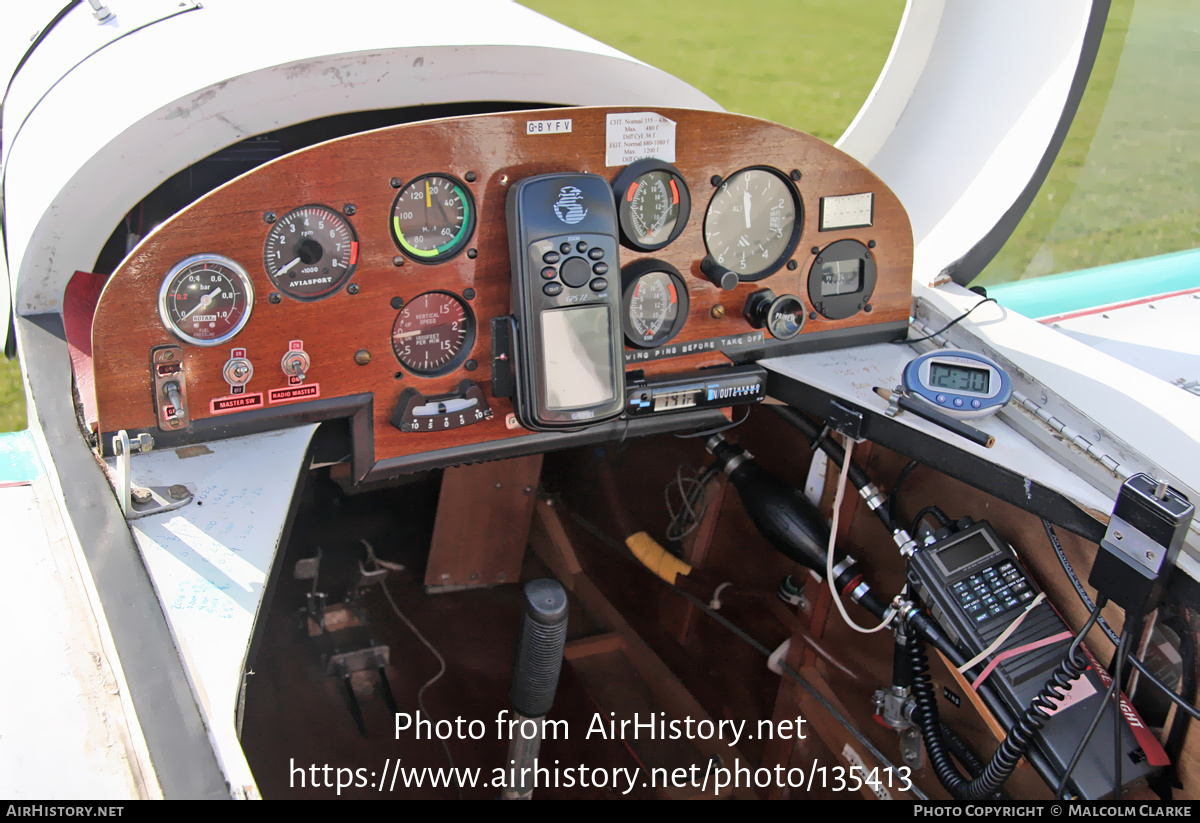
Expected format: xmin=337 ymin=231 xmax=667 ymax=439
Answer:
xmin=663 ymin=463 xmax=721 ymax=543
xmin=767 ymin=405 xmax=1196 ymax=799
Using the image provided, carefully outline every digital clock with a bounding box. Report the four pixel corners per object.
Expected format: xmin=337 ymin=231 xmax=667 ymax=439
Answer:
xmin=901 ymin=349 xmax=1012 ymax=420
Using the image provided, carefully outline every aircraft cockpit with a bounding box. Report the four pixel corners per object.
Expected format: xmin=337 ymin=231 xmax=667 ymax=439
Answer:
xmin=1 ymin=0 xmax=1197 ymax=804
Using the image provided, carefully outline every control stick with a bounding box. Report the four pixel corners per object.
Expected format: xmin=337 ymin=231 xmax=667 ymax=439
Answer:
xmin=502 ymin=579 xmax=568 ymax=800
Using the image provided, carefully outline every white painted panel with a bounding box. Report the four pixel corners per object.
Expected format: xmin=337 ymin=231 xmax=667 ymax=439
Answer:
xmin=838 ymin=0 xmax=1093 ymax=283
xmin=119 ymin=425 xmax=318 ymax=797
xmin=0 ymin=481 xmax=153 ymax=799
xmin=1050 ymin=292 xmax=1200 ymax=392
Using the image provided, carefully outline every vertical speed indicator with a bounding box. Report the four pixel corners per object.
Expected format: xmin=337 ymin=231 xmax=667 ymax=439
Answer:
xmin=391 ymin=291 xmax=476 ymax=376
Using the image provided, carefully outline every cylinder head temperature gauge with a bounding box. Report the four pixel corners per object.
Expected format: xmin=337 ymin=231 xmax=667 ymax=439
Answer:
xmin=158 ymin=254 xmax=254 ymax=346
xmin=612 ymin=159 xmax=691 ymax=252
xmin=620 ymin=259 xmax=689 ymax=349
xmin=263 ymin=205 xmax=358 ymax=300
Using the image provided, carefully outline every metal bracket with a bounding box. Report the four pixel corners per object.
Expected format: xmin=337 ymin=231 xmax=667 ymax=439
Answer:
xmin=353 ymin=558 xmax=390 ymax=590
xmin=827 ymin=399 xmax=867 ymax=442
xmin=883 ymin=384 xmax=904 ymax=418
xmin=327 ymin=645 xmax=390 ymax=677
xmin=112 ymin=429 xmax=194 ymax=519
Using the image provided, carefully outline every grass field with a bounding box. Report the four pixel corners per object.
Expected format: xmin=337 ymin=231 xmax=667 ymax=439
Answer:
xmin=977 ymin=0 xmax=1200 ymax=286
xmin=523 ymin=0 xmax=1199 ymax=288
xmin=521 ymin=0 xmax=906 ymax=143
xmin=0 ymin=350 xmax=22 ymax=432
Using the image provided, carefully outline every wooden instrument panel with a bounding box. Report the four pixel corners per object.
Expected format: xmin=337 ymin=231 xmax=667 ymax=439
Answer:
xmin=91 ymin=107 xmax=913 ymax=478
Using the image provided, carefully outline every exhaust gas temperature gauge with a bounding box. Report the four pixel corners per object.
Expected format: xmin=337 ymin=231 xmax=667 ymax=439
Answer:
xmin=621 ymin=260 xmax=689 ymax=348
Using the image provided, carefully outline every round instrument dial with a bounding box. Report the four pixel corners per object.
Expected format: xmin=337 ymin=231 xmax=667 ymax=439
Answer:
xmin=807 ymin=239 xmax=877 ymax=320
xmin=391 ymin=174 xmax=475 ymax=263
xmin=263 ymin=205 xmax=358 ymax=300
xmin=703 ymin=167 xmax=801 ymax=281
xmin=613 ymin=159 xmax=691 ymax=252
xmin=391 ymin=291 xmax=476 ymax=376
xmin=158 ymin=254 xmax=254 ymax=346
xmin=621 ymin=260 xmax=689 ymax=348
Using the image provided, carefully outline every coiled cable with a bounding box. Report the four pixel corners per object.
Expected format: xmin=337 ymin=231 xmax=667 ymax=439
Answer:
xmin=907 ymin=596 xmax=1107 ymax=800
xmin=1043 ymin=518 xmax=1200 ymax=723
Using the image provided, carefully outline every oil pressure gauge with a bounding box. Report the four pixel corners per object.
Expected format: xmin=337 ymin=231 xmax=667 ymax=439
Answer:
xmin=158 ymin=254 xmax=254 ymax=346
xmin=264 ymin=205 xmax=358 ymax=300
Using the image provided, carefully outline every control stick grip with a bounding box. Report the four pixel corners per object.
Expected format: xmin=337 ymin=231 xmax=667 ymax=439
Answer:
xmin=503 ymin=579 xmax=568 ymax=800
xmin=510 ymin=579 xmax=569 ymax=718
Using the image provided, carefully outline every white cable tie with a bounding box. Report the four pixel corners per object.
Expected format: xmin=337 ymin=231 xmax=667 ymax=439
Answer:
xmin=956 ymin=592 xmax=1047 ymax=674
xmin=710 ymin=581 xmax=733 ymax=610
xmin=827 ymin=439 xmax=895 ymax=634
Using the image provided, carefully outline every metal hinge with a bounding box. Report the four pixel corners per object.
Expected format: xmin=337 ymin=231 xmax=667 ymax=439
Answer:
xmin=1009 ymin=390 xmax=1128 ymax=478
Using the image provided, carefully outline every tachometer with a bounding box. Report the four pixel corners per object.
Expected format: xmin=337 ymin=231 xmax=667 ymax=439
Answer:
xmin=620 ymin=260 xmax=689 ymax=348
xmin=158 ymin=254 xmax=254 ymax=346
xmin=263 ymin=205 xmax=358 ymax=300
xmin=390 ymin=174 xmax=475 ymax=263
xmin=703 ymin=167 xmax=801 ymax=282
xmin=391 ymin=291 xmax=476 ymax=376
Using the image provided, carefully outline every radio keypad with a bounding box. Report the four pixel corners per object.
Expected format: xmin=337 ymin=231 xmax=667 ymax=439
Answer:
xmin=954 ymin=561 xmax=1034 ymax=625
